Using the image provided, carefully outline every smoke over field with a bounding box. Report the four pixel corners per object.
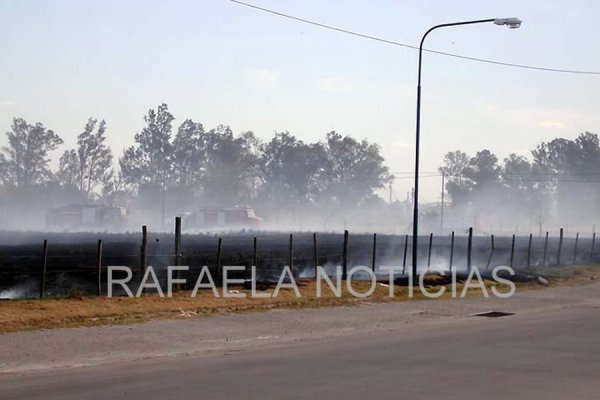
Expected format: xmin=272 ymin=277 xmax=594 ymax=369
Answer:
xmin=0 ymin=229 xmax=595 ymax=299
xmin=1 ymin=105 xmax=598 ymax=236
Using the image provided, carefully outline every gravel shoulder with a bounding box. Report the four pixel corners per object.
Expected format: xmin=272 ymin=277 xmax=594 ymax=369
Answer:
xmin=1 ymin=280 xmax=599 ymax=375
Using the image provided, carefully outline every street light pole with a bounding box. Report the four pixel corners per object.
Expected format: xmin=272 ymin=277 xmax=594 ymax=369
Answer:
xmin=412 ymin=17 xmax=521 ymax=282
xmin=440 ymin=171 xmax=445 ymax=232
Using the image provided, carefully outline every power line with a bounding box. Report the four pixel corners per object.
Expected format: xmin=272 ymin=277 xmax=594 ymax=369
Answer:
xmin=394 ymin=170 xmax=600 ymax=177
xmin=228 ymin=0 xmax=600 ymax=76
xmin=391 ymin=174 xmax=440 ymax=180
xmin=392 ymin=171 xmax=439 ymax=175
xmin=392 ymin=171 xmax=600 ymax=183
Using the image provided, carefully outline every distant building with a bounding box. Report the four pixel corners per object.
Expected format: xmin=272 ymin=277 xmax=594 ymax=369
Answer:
xmin=183 ymin=206 xmax=262 ymax=229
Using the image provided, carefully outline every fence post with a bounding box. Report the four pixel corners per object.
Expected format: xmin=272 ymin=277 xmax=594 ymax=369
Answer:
xmin=39 ymin=239 xmax=48 ymax=299
xmin=175 ymin=217 xmax=182 ymax=290
xmin=573 ymin=232 xmax=579 ymax=264
xmin=141 ymin=225 xmax=148 ymax=278
xmin=402 ymin=234 xmax=408 ymax=275
xmin=175 ymin=217 xmax=181 ymax=265
xmin=342 ymin=230 xmax=348 ymax=280
xmin=467 ymin=228 xmax=473 ymax=273
xmin=289 ymin=233 xmax=294 ymax=273
xmin=216 ymin=237 xmax=223 ymax=276
xmin=371 ymin=233 xmax=377 ymax=273
xmin=253 ymin=237 xmax=258 ymax=269
xmin=96 ymin=239 xmax=103 ymax=296
xmin=542 ymin=231 xmax=549 ymax=267
xmin=449 ymin=231 xmax=455 ymax=272
xmin=509 ymin=234 xmax=516 ymax=268
xmin=313 ymin=232 xmax=318 ymax=278
xmin=557 ymin=228 xmax=564 ymax=265
xmin=527 ymin=234 xmax=533 ymax=269
xmin=591 ymin=232 xmax=596 ymax=263
xmin=485 ymin=234 xmax=495 ymax=270
xmin=427 ymin=233 xmax=433 ymax=271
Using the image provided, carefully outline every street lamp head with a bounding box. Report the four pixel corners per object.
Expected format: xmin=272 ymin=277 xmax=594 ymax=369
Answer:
xmin=494 ymin=17 xmax=522 ymax=29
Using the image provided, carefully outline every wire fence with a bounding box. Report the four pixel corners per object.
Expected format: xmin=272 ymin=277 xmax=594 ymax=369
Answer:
xmin=0 ymin=225 xmax=596 ymax=299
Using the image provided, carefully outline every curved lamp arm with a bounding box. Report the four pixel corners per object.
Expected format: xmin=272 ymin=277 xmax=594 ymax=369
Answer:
xmin=411 ymin=17 xmax=521 ymax=282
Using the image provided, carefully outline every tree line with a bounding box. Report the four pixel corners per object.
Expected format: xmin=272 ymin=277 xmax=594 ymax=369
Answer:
xmin=0 ymin=103 xmax=391 ymax=226
xmin=439 ymin=132 xmax=600 ymax=229
xmin=1 ymin=102 xmax=596 ymax=230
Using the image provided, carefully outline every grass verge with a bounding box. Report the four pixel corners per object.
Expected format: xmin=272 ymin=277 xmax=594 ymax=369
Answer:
xmin=0 ymin=265 xmax=598 ymax=334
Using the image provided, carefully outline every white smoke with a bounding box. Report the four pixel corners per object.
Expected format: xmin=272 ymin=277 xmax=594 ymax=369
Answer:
xmin=0 ymin=285 xmax=32 ymax=299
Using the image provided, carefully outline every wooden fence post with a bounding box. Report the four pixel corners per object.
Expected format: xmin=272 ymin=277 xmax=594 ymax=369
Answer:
xmin=573 ymin=232 xmax=579 ymax=264
xmin=371 ymin=233 xmax=377 ymax=273
xmin=141 ymin=225 xmax=148 ymax=278
xmin=467 ymin=228 xmax=473 ymax=273
xmin=485 ymin=234 xmax=495 ymax=270
xmin=449 ymin=231 xmax=455 ymax=272
xmin=591 ymin=232 xmax=596 ymax=263
xmin=175 ymin=217 xmax=182 ymax=290
xmin=289 ymin=233 xmax=294 ymax=273
xmin=216 ymin=237 xmax=223 ymax=276
xmin=427 ymin=233 xmax=433 ymax=271
xmin=253 ymin=237 xmax=258 ymax=268
xmin=313 ymin=232 xmax=318 ymax=278
xmin=509 ymin=234 xmax=516 ymax=268
xmin=175 ymin=217 xmax=181 ymax=265
xmin=402 ymin=234 xmax=408 ymax=275
xmin=527 ymin=234 xmax=533 ymax=269
xmin=542 ymin=231 xmax=549 ymax=267
xmin=96 ymin=239 xmax=103 ymax=296
xmin=342 ymin=230 xmax=348 ymax=280
xmin=557 ymin=228 xmax=564 ymax=265
xmin=39 ymin=239 xmax=48 ymax=299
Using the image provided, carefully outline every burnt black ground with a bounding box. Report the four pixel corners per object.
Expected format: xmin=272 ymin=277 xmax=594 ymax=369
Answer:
xmin=0 ymin=230 xmax=595 ymax=296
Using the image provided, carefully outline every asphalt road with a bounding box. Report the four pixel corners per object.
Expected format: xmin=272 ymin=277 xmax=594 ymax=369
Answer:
xmin=1 ymin=303 xmax=599 ymax=399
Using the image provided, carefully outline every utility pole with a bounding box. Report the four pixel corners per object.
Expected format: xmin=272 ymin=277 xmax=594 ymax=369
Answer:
xmin=161 ymin=188 xmax=166 ymax=231
xmin=440 ymin=172 xmax=445 ymax=233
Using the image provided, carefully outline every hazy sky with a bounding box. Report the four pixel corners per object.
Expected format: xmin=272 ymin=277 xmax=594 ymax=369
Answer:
xmin=1 ymin=0 xmax=599 ymax=201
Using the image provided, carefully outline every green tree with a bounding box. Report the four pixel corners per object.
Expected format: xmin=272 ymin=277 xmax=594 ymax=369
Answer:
xmin=320 ymin=131 xmax=390 ymax=208
xmin=438 ymin=150 xmax=472 ymax=206
xmin=120 ymin=103 xmax=174 ymax=190
xmin=465 ymin=150 xmax=501 ymax=213
xmin=57 ymin=149 xmax=79 ymax=189
xmin=201 ymin=125 xmax=259 ymax=206
xmin=259 ymin=132 xmax=326 ymax=208
xmin=0 ymin=117 xmax=63 ymax=188
xmin=501 ymin=154 xmax=542 ymax=220
xmin=532 ymin=132 xmax=600 ymax=223
xmin=172 ymin=119 xmax=206 ymax=189
xmin=465 ymin=150 xmax=500 ymax=192
xmin=58 ymin=118 xmax=113 ymax=199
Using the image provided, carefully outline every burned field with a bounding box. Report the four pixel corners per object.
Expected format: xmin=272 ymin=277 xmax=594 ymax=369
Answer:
xmin=0 ymin=229 xmax=595 ymax=299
